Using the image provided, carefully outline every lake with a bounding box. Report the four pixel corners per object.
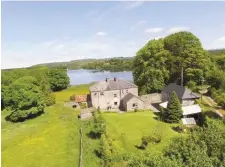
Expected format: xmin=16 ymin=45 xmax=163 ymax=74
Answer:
xmin=67 ymin=69 xmax=133 ymax=85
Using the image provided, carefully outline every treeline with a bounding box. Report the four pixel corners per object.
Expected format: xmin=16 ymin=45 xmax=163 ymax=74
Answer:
xmin=1 ymin=67 xmax=70 ymax=122
xmin=82 ymin=57 xmax=133 ymax=72
xmin=133 ymin=31 xmax=225 ymax=108
xmin=32 ymin=57 xmax=134 ymax=72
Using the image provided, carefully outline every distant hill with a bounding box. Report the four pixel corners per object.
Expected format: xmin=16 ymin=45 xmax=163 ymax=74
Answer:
xmin=208 ymin=49 xmax=225 ymax=56
xmin=31 ymin=57 xmax=134 ymax=71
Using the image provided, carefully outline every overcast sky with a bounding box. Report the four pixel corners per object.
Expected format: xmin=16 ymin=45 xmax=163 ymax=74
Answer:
xmin=2 ymin=1 xmax=225 ymax=69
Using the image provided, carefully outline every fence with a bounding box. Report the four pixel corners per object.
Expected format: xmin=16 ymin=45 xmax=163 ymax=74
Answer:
xmin=79 ymin=126 xmax=83 ymax=167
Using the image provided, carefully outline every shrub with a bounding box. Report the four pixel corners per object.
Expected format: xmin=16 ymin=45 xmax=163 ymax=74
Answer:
xmin=80 ymin=102 xmax=87 ymax=109
xmin=7 ymin=106 xmax=44 ymax=122
xmin=149 ymin=134 xmax=162 ymax=143
xmin=139 ymin=136 xmax=151 ymax=149
xmin=45 ymin=93 xmax=55 ymax=106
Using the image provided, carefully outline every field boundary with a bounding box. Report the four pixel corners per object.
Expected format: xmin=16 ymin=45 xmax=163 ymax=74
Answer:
xmin=79 ymin=126 xmax=83 ymax=167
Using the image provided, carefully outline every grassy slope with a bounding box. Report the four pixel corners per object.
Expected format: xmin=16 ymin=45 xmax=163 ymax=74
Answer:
xmin=1 ymin=84 xmax=91 ymax=167
xmin=1 ymin=104 xmax=80 ymax=167
xmin=54 ymin=84 xmax=90 ymax=102
xmin=102 ymin=112 xmax=180 ymax=154
xmin=82 ymin=120 xmax=103 ymax=167
xmin=1 ymin=83 xmax=183 ymax=167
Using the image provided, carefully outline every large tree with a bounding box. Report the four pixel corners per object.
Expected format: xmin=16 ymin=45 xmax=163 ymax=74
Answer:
xmin=163 ymin=91 xmax=183 ymax=123
xmin=47 ymin=68 xmax=70 ymax=91
xmin=133 ymin=39 xmax=170 ymax=94
xmin=4 ymin=76 xmax=45 ymax=122
xmin=133 ymin=31 xmax=212 ymax=94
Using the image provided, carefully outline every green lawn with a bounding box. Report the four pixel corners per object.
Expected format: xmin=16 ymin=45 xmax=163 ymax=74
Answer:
xmin=102 ymin=111 xmax=180 ymax=154
xmin=2 ymin=98 xmax=81 ymax=167
xmin=53 ymin=84 xmax=90 ymax=102
xmin=82 ymin=120 xmax=103 ymax=167
xmin=1 ymin=84 xmax=183 ymax=167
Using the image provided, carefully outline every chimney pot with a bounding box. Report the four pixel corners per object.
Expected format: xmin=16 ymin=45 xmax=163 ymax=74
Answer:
xmin=105 ymin=78 xmax=108 ymax=82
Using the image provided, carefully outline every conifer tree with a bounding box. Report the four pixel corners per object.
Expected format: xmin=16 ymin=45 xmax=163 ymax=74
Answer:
xmin=164 ymin=91 xmax=183 ymax=123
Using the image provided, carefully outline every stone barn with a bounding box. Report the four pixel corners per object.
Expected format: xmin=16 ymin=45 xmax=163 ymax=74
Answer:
xmin=121 ymin=93 xmax=144 ymax=111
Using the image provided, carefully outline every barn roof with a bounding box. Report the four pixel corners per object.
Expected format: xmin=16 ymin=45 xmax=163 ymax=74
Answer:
xmin=182 ymin=104 xmax=202 ymax=116
xmin=89 ymin=78 xmax=137 ymax=92
xmin=122 ymin=93 xmax=143 ymax=103
xmin=159 ymin=102 xmax=202 ymax=116
xmin=74 ymin=95 xmax=88 ymax=103
xmin=162 ymin=83 xmax=200 ymax=100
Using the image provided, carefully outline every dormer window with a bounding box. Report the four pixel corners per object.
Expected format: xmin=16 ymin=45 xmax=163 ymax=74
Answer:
xmin=126 ymin=89 xmax=128 ymax=93
xmin=100 ymin=92 xmax=104 ymax=96
xmin=94 ymin=93 xmax=97 ymax=96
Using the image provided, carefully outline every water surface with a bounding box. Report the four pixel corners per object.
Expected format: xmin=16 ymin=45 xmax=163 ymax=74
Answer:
xmin=67 ymin=69 xmax=133 ymax=85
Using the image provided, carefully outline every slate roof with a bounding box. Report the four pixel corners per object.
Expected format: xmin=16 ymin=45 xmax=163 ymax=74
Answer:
xmin=89 ymin=78 xmax=138 ymax=92
xmin=122 ymin=93 xmax=143 ymax=103
xmin=162 ymin=83 xmax=200 ymax=100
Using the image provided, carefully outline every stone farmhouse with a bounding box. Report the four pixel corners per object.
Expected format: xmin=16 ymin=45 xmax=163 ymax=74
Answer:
xmin=89 ymin=77 xmax=144 ymax=111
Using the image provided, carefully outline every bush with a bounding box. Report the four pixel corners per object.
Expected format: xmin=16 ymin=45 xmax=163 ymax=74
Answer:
xmin=186 ymin=80 xmax=197 ymax=91
xmin=7 ymin=107 xmax=44 ymax=122
xmin=80 ymin=102 xmax=87 ymax=109
xmin=45 ymin=93 xmax=55 ymax=106
xmin=149 ymin=134 xmax=162 ymax=143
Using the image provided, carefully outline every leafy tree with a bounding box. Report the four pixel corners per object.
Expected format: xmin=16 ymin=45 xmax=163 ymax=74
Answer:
xmin=164 ymin=31 xmax=211 ymax=84
xmin=4 ymin=76 xmax=45 ymax=122
xmin=133 ymin=39 xmax=169 ymax=94
xmin=164 ymin=91 xmax=183 ymax=123
xmin=48 ymin=68 xmax=70 ymax=91
xmin=133 ymin=31 xmax=212 ymax=94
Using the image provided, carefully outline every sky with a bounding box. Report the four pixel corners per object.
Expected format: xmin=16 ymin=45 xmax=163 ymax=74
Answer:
xmin=1 ymin=1 xmax=225 ymax=69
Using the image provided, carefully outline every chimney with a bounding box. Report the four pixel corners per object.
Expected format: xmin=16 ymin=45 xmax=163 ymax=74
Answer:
xmin=114 ymin=77 xmax=116 ymax=81
xmin=105 ymin=78 xmax=108 ymax=82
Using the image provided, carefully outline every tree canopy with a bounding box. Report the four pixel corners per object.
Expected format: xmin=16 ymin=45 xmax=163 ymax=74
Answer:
xmin=48 ymin=68 xmax=70 ymax=91
xmin=1 ymin=67 xmax=69 ymax=122
xmin=133 ymin=31 xmax=212 ymax=94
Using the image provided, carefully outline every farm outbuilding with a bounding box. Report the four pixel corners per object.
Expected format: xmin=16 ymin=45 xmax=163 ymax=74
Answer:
xmin=121 ymin=93 xmax=144 ymax=111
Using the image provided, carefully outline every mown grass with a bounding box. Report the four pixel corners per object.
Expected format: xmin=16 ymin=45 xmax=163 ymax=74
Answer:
xmin=1 ymin=98 xmax=81 ymax=167
xmin=53 ymin=84 xmax=90 ymax=102
xmin=82 ymin=120 xmax=103 ymax=167
xmin=102 ymin=111 xmax=180 ymax=154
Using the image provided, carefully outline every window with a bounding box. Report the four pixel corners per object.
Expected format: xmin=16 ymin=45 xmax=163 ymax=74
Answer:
xmin=94 ymin=93 xmax=97 ymax=96
xmin=126 ymin=89 xmax=128 ymax=93
xmin=114 ymin=102 xmax=118 ymax=106
xmin=100 ymin=92 xmax=104 ymax=95
xmin=114 ymin=94 xmax=117 ymax=97
xmin=133 ymin=103 xmax=138 ymax=108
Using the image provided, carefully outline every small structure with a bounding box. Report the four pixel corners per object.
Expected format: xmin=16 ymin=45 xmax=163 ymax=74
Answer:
xmin=79 ymin=107 xmax=95 ymax=120
xmin=159 ymin=102 xmax=202 ymax=117
xmin=75 ymin=95 xmax=88 ymax=104
xmin=182 ymin=104 xmax=202 ymax=116
xmin=121 ymin=93 xmax=144 ymax=111
xmin=181 ymin=117 xmax=196 ymax=128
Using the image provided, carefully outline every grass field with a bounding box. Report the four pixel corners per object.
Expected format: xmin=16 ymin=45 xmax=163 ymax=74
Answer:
xmin=102 ymin=111 xmax=180 ymax=154
xmin=53 ymin=84 xmax=90 ymax=102
xmin=1 ymin=84 xmax=183 ymax=167
xmin=1 ymin=86 xmax=84 ymax=167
